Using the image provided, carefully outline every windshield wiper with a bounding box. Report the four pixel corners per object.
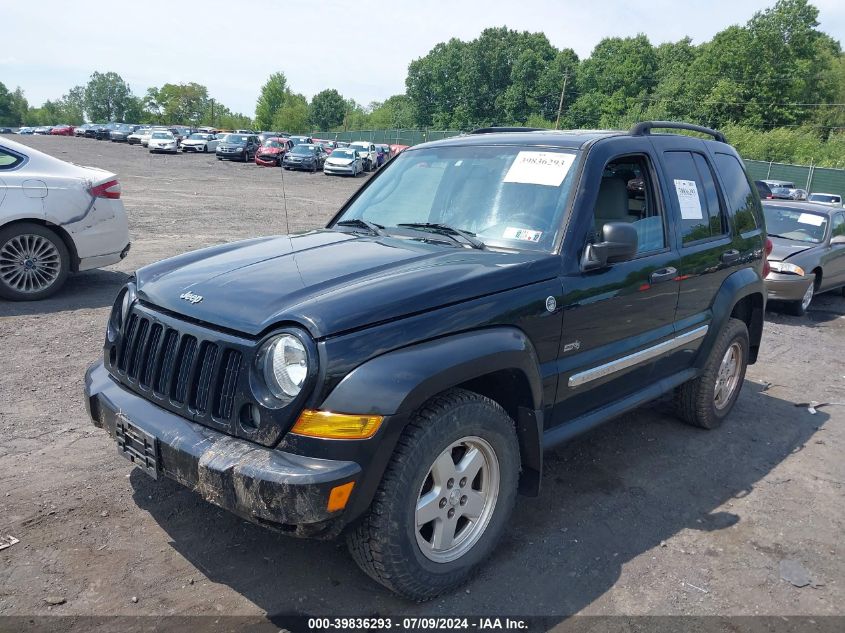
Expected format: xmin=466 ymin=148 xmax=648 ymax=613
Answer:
xmin=397 ymin=223 xmax=485 ymax=249
xmin=335 ymin=219 xmax=385 ymax=236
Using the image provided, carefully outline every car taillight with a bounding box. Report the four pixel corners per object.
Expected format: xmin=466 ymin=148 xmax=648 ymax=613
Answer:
xmin=762 ymin=237 xmax=773 ymax=277
xmin=90 ymin=179 xmax=121 ymax=199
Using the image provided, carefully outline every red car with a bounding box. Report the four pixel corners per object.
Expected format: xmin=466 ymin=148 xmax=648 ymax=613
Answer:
xmin=50 ymin=125 xmax=76 ymax=136
xmin=255 ymin=137 xmax=293 ymax=167
xmin=312 ymin=138 xmax=336 ymax=154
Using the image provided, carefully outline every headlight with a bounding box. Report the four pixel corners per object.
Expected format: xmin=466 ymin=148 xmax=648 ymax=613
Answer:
xmin=768 ymin=261 xmax=805 ymax=276
xmin=237 ymin=147 xmax=244 ymax=152
xmin=260 ymin=334 xmax=308 ymax=400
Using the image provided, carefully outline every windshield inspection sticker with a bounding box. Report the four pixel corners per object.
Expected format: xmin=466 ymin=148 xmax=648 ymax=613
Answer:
xmin=797 ymin=213 xmax=825 ymax=226
xmin=503 ymin=227 xmax=543 ymax=242
xmin=504 ymin=151 xmax=574 ymax=187
xmin=674 ymin=179 xmax=703 ymax=219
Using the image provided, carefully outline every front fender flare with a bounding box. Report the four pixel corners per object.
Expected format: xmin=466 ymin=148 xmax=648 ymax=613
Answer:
xmin=320 ymin=327 xmax=544 ymax=416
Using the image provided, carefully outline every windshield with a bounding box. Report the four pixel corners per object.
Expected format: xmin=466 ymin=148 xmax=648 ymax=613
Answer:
xmin=808 ymin=194 xmax=840 ymax=204
xmin=224 ymin=134 xmax=248 ymax=144
xmin=292 ymin=144 xmax=315 ymax=154
xmin=331 ymin=149 xmax=355 ymax=159
xmin=351 ymin=143 xmax=369 ymax=151
xmin=264 ymin=140 xmax=283 ymax=148
xmin=334 ymin=145 xmax=579 ymax=252
xmin=763 ymin=205 xmax=828 ymax=243
xmin=151 ymin=132 xmax=172 ymax=139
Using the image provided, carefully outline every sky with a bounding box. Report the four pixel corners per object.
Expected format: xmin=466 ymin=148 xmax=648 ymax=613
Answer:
xmin=2 ymin=0 xmax=843 ymax=117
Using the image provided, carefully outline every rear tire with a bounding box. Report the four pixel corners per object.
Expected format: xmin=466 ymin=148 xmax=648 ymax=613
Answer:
xmin=675 ymin=318 xmax=749 ymax=429
xmin=0 ymin=223 xmax=70 ymax=301
xmin=347 ymin=389 xmax=519 ymax=601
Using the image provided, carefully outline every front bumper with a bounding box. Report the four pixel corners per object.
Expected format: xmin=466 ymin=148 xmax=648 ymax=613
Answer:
xmin=255 ymin=154 xmax=281 ymax=165
xmin=765 ymin=273 xmax=813 ymax=302
xmin=84 ymin=361 xmax=361 ymax=536
xmin=324 ymin=164 xmax=355 ymax=174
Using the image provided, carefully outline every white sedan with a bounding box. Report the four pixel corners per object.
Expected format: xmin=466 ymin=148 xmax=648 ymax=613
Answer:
xmin=148 ymin=131 xmax=179 ymax=154
xmin=181 ymin=133 xmax=219 ymax=153
xmin=0 ymin=137 xmax=130 ymax=300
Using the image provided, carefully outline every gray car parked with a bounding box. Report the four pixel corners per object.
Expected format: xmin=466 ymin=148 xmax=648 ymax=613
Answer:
xmin=763 ymin=200 xmax=845 ymax=315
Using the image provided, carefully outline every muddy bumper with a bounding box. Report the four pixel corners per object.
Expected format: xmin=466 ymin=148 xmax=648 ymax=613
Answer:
xmin=84 ymin=361 xmax=361 ymax=536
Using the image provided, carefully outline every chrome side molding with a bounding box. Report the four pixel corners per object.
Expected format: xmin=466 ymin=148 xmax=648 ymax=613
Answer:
xmin=568 ymin=325 xmax=709 ymax=388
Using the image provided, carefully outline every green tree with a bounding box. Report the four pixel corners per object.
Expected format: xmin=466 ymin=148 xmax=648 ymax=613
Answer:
xmin=84 ymin=71 xmax=134 ymax=121
xmin=255 ymin=72 xmax=290 ymax=129
xmin=309 ymin=89 xmax=347 ymax=130
xmin=0 ymin=83 xmax=28 ymax=126
xmin=272 ymin=93 xmax=308 ymax=132
xmin=368 ymin=94 xmax=416 ymax=129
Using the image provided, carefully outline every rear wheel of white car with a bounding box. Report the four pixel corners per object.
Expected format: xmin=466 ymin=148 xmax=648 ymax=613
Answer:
xmin=0 ymin=223 xmax=70 ymax=301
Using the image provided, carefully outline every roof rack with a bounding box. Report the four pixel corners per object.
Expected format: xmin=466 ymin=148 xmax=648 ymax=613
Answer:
xmin=469 ymin=127 xmax=544 ymax=134
xmin=629 ymin=121 xmax=726 ymax=144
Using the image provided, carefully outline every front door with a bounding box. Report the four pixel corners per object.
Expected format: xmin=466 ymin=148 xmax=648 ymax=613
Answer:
xmin=551 ymin=137 xmax=681 ymax=425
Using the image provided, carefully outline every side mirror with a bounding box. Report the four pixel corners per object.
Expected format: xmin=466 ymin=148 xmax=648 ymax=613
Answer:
xmin=581 ymin=222 xmax=638 ymax=271
xmin=831 ymin=235 xmax=845 ymax=246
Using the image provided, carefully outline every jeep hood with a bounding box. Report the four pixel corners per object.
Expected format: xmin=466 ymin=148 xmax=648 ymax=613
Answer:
xmin=135 ymin=230 xmax=559 ymax=338
xmin=768 ymin=236 xmax=817 ymax=262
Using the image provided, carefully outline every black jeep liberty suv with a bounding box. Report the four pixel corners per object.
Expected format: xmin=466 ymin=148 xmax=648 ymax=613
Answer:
xmin=85 ymin=121 xmax=768 ymax=600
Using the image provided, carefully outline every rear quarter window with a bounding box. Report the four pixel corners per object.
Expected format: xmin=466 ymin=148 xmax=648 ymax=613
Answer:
xmin=0 ymin=147 xmax=25 ymax=170
xmin=713 ymin=153 xmax=759 ymax=234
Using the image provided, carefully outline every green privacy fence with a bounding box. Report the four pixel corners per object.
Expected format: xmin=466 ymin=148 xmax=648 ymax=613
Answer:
xmin=310 ymin=129 xmax=462 ymax=146
xmin=744 ymin=160 xmax=845 ymax=201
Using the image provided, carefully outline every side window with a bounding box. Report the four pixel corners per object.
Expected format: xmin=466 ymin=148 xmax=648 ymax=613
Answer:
xmin=713 ymin=152 xmax=758 ymax=234
xmin=832 ymin=214 xmax=845 ymax=238
xmin=592 ymin=154 xmax=666 ymax=255
xmin=663 ymin=151 xmax=728 ymax=244
xmin=0 ymin=147 xmax=24 ymax=170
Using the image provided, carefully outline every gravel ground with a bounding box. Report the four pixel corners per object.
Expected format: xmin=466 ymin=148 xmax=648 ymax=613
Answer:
xmin=0 ymin=135 xmax=843 ymax=623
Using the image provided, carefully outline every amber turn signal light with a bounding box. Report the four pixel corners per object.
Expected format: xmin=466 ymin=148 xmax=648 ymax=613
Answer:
xmin=327 ymin=481 xmax=355 ymax=512
xmin=291 ymin=409 xmax=384 ymax=439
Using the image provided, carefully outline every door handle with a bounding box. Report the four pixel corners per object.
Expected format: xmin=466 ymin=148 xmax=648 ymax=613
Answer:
xmin=721 ymin=249 xmax=741 ymax=264
xmin=649 ymin=267 xmax=677 ymax=284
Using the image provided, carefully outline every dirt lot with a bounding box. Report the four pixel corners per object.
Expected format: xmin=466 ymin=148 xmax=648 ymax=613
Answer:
xmin=1 ymin=135 xmax=843 ymax=623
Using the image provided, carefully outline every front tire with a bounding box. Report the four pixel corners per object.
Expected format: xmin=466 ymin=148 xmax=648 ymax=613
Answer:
xmin=675 ymin=318 xmax=749 ymax=429
xmin=347 ymin=389 xmax=519 ymax=601
xmin=786 ymin=279 xmax=815 ymax=316
xmin=0 ymin=223 xmax=70 ymax=301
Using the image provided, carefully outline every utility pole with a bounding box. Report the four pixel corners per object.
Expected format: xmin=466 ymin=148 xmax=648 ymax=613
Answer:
xmin=555 ymin=72 xmax=569 ymax=130
xmin=210 ymin=98 xmax=215 ymax=127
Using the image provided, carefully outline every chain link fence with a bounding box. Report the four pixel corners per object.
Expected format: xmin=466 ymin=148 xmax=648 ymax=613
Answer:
xmin=744 ymin=159 xmax=845 ymax=200
xmin=310 ymin=129 xmax=462 ymax=146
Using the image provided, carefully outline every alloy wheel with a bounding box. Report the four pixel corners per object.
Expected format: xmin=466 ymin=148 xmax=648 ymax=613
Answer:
xmin=713 ymin=342 xmax=743 ymax=410
xmin=415 ymin=436 xmax=499 ymax=563
xmin=0 ymin=234 xmax=62 ymax=294
xmin=800 ymin=283 xmax=814 ymax=312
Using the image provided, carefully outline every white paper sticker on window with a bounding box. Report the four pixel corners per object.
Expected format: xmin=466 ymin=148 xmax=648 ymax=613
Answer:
xmin=503 ymin=152 xmax=574 ymax=187
xmin=797 ymin=213 xmax=824 ymax=226
xmin=503 ymin=227 xmax=543 ymax=242
xmin=674 ymin=179 xmax=703 ymax=220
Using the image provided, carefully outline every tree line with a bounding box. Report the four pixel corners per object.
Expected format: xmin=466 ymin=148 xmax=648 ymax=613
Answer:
xmin=1 ymin=0 xmax=842 ymax=166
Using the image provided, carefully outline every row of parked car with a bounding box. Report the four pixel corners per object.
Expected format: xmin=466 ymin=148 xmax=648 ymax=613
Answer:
xmin=754 ymin=179 xmax=843 ymax=207
xmin=41 ymin=122 xmax=409 ymax=176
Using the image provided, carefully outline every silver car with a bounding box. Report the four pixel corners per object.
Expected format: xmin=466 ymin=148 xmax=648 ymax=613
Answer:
xmin=323 ymin=147 xmax=363 ymax=177
xmin=764 ymin=201 xmax=845 ymax=315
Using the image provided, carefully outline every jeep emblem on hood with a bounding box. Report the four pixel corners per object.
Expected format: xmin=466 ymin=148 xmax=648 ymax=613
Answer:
xmin=180 ymin=291 xmax=203 ymax=304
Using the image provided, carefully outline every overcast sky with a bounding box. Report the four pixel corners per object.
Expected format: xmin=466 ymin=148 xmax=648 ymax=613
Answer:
xmin=2 ymin=0 xmax=843 ymax=116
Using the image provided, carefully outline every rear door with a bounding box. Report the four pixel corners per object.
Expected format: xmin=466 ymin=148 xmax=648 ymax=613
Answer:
xmin=650 ymin=138 xmax=739 ymax=347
